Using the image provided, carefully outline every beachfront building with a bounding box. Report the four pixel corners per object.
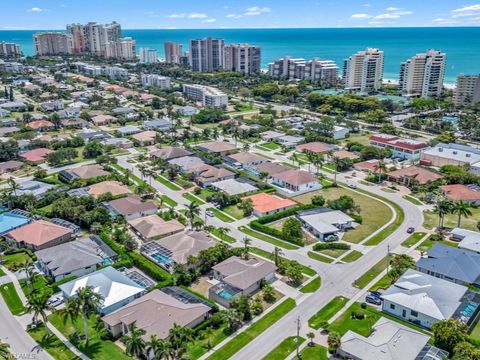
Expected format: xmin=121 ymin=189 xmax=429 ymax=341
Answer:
xmin=139 ymin=48 xmax=158 ymax=64
xmin=0 ymin=42 xmax=22 ymax=59
xmin=343 ymin=48 xmax=384 ymax=94
xmin=399 ymin=49 xmax=446 ymax=98
xmin=268 ymin=56 xmax=339 ymax=87
xmin=34 ymin=32 xmax=73 ymax=56
xmin=224 ymin=44 xmax=261 ymax=74
xmin=182 ymin=84 xmax=228 ymax=108
xmin=105 ymin=37 xmax=136 ymax=60
xmin=455 ymin=74 xmax=480 ymax=107
xmin=141 ymin=74 xmax=171 ymax=89
xmin=189 ymin=37 xmax=225 ymax=72
xmin=164 ymin=42 xmax=183 ymax=64
xmin=66 ymin=22 xmax=122 ymax=56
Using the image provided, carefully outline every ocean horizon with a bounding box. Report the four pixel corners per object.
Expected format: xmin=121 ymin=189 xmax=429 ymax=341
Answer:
xmin=1 ymin=27 xmax=480 ymax=83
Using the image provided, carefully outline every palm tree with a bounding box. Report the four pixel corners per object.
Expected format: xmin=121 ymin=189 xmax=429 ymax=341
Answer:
xmin=216 ymin=227 xmax=230 ymax=241
xmin=0 ymin=340 xmax=10 ymax=359
xmin=60 ymin=297 xmax=81 ymax=334
xmin=313 ymin=155 xmax=324 ymax=175
xmin=148 ymin=335 xmax=174 ymax=360
xmin=21 ymin=260 xmax=35 ymax=295
xmin=185 ymin=202 xmax=200 ymax=229
xmin=222 ymin=309 xmax=241 ymax=330
xmin=307 ymin=332 xmax=315 ymax=346
xmin=434 ymin=198 xmax=454 ymax=230
xmin=273 ymin=246 xmax=284 ymax=267
xmin=75 ymin=286 xmax=104 ymax=345
xmin=122 ymin=322 xmax=146 ymax=358
xmin=204 ymin=326 xmax=214 ymax=350
xmin=327 ymin=331 xmax=342 ymax=356
xmin=7 ymin=177 xmax=17 ymax=197
xmin=373 ymin=160 xmax=387 ymax=183
xmin=242 ymin=142 xmax=250 ymax=152
xmin=169 ymin=324 xmax=194 ymax=358
xmin=331 ymin=156 xmax=343 ymax=185
xmin=242 ymin=237 xmax=252 ymax=259
xmin=453 ymin=201 xmax=472 ymax=227
xmin=26 ymin=293 xmax=53 ymax=337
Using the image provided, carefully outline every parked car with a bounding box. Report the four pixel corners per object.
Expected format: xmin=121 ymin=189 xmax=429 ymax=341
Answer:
xmin=366 ymin=295 xmax=382 ymax=305
xmin=48 ymin=296 xmax=64 ymax=307
xmin=370 ymin=291 xmax=382 ymax=298
xmin=407 ymin=227 xmax=415 ymax=234
xmin=206 ymin=210 xmax=214 ymax=217
xmin=348 ymin=183 xmax=357 ymax=189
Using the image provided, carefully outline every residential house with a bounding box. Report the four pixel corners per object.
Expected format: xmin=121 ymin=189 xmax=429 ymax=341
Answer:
xmin=150 ymin=147 xmax=193 ymax=161
xmin=440 ymin=184 xmax=480 ymax=205
xmin=59 ymin=164 xmax=109 ymax=182
xmin=296 ymin=142 xmax=333 ymax=155
xmin=210 ymin=256 xmax=277 ymax=308
xmin=179 ymin=106 xmax=198 ymax=116
xmin=254 ymin=162 xmax=291 ymax=178
xmin=333 ymin=125 xmax=350 ymax=140
xmin=128 ymin=215 xmax=185 ymax=241
xmin=190 ymin=164 xmax=235 ymax=186
xmin=61 ymin=118 xmax=89 ymax=129
xmin=277 ymin=135 xmax=304 ymax=148
xmin=0 ymin=160 xmax=23 ymax=174
xmin=76 ymin=129 xmax=110 ymax=142
xmin=242 ymin=192 xmax=297 ymax=217
xmin=0 ymin=118 xmax=17 ymax=127
xmin=387 ymin=166 xmax=442 ymax=186
xmin=0 ymin=101 xmax=27 ymax=111
xmin=260 ymin=130 xmax=285 ymax=142
xmin=353 ymin=159 xmax=380 ymax=173
xmin=271 ymin=169 xmax=320 ymax=194
xmin=19 ymin=148 xmax=54 ymax=164
xmin=57 ymin=107 xmax=81 ymax=119
xmin=0 ymin=109 xmax=10 ymax=118
xmin=0 ymin=127 xmax=19 ymax=136
xmin=104 ymin=196 xmax=158 ymax=221
xmin=167 ymin=156 xmax=205 ymax=172
xmin=416 ymin=244 xmax=480 ymax=286
xmin=369 ymin=134 xmax=429 ymax=160
xmin=210 ymin=178 xmax=257 ymax=196
xmin=143 ymin=119 xmax=172 ymax=132
xmin=297 ymin=208 xmax=355 ymax=241
xmin=88 ymin=180 xmax=133 ymax=199
xmin=131 ymin=131 xmax=157 ymax=146
xmin=4 ymin=220 xmax=73 ymax=251
xmin=15 ymin=180 xmax=56 ymax=198
xmin=36 ymin=236 xmax=117 ymax=281
xmin=103 ymin=137 xmax=133 ymax=149
xmin=40 ymin=100 xmax=64 ymax=112
xmin=59 ymin=266 xmax=145 ymax=315
xmin=91 ymin=114 xmax=116 ymax=126
xmin=196 ymin=141 xmax=238 ymax=156
xmin=116 ymin=125 xmax=141 ymax=137
xmin=224 ymin=152 xmax=268 ymax=170
xmin=452 ymin=228 xmax=480 ymax=254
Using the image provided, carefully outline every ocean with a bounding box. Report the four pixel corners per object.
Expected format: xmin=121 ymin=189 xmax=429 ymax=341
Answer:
xmin=1 ymin=27 xmax=479 ymax=83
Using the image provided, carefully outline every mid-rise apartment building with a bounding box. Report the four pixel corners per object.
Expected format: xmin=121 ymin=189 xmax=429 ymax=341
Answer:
xmin=164 ymin=42 xmax=183 ymax=64
xmin=183 ymin=84 xmax=228 ymax=108
xmin=0 ymin=42 xmax=22 ymax=58
xmin=224 ymin=44 xmax=261 ymax=75
xmin=399 ymin=49 xmax=446 ymax=98
xmin=139 ymin=48 xmax=158 ymax=64
xmin=34 ymin=32 xmax=73 ymax=56
xmin=189 ymin=37 xmax=225 ymax=72
xmin=455 ymin=74 xmax=480 ymax=107
xmin=268 ymin=56 xmax=338 ymax=87
xmin=105 ymin=66 xmax=128 ymax=80
xmin=141 ymin=74 xmax=171 ymax=89
xmin=105 ymin=38 xmax=136 ymax=60
xmin=343 ymin=48 xmax=384 ymax=94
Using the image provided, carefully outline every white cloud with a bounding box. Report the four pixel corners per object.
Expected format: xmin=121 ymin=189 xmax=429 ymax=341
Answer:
xmin=451 ymin=4 xmax=480 ymax=18
xmin=373 ymin=8 xmax=412 ymax=19
xmin=244 ymin=6 xmax=271 ymax=16
xmin=28 ymin=7 xmax=44 ymax=13
xmin=226 ymin=14 xmax=242 ymax=19
xmin=374 ymin=13 xmax=400 ymax=19
xmin=432 ymin=18 xmax=446 ymax=22
xmin=203 ymin=18 xmax=217 ymax=23
xmin=351 ymin=13 xmax=371 ymax=19
xmin=363 ymin=3 xmax=371 ymax=7
xmin=385 ymin=7 xmax=401 ymax=11
xmin=168 ymin=12 xmax=208 ymax=19
xmin=453 ymin=4 xmax=480 ymax=13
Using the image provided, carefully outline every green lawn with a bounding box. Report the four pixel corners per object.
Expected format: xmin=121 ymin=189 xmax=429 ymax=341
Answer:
xmin=470 ymin=319 xmax=480 ymax=343
xmin=300 ymin=345 xmax=328 ymax=360
xmin=223 ymin=205 xmax=245 ymax=220
xmin=300 ymin=277 xmax=321 ymax=293
xmin=315 ymin=248 xmax=348 ymax=258
xmin=0 ymin=268 xmax=4 ymax=276
xmin=196 ymin=188 xmax=217 ymax=201
xmin=417 ymin=235 xmax=459 ymax=253
xmin=0 ymin=282 xmax=26 ymax=315
xmin=307 ymin=251 xmax=334 ymax=264
xmin=401 ymin=232 xmax=427 ymax=248
xmin=403 ymin=194 xmax=423 ymax=205
xmin=239 ymin=226 xmax=299 ymax=250
xmin=49 ymin=312 xmax=130 ymax=360
xmin=262 ymin=336 xmax=305 ymax=360
xmin=369 ymin=274 xmax=394 ymax=291
xmin=189 ymin=323 xmax=233 ymax=360
xmin=309 ymin=296 xmax=349 ymax=329
xmin=423 ymin=208 xmax=480 ymax=231
xmin=342 ymin=250 xmax=363 ymax=263
xmin=159 ymin=194 xmax=178 ymax=207
xmin=250 ymin=247 xmax=316 ymax=277
xmin=208 ymin=208 xmax=235 ymax=223
xmin=363 ymin=200 xmax=404 ymax=246
xmin=294 ymin=187 xmax=392 ymax=244
xmin=154 ymin=174 xmax=183 ymax=191
xmin=354 ymin=257 xmax=388 ymax=289
xmin=20 ymin=274 xmax=52 ymax=298
xmin=2 ymin=251 xmax=32 ymax=270
xmin=183 ymin=192 xmax=205 ymax=205
xmin=259 ymin=142 xmax=280 ymax=151
xmin=207 ymin=298 xmax=296 ymax=360
xmin=210 ymin=229 xmax=236 ymax=243
xmin=28 ymin=324 xmax=79 ymax=360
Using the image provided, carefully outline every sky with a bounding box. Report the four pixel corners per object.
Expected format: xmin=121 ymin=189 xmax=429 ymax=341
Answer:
xmin=1 ymin=1 xmax=480 ymax=30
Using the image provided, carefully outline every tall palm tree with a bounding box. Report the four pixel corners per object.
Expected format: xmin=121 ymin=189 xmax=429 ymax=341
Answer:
xmin=331 ymin=156 xmax=343 ymax=185
xmin=327 ymin=332 xmax=341 ymax=355
xmin=169 ymin=324 xmax=194 ymax=358
xmin=222 ymin=309 xmax=241 ymax=330
xmin=185 ymin=202 xmax=200 ymax=229
xmin=26 ymin=293 xmax=53 ymax=337
xmin=434 ymin=198 xmax=454 ymax=230
xmin=273 ymin=246 xmax=284 ymax=267
xmin=216 ymin=227 xmax=230 ymax=241
xmin=453 ymin=201 xmax=472 ymax=227
xmin=21 ymin=260 xmax=35 ymax=295
xmin=313 ymin=155 xmax=324 ymax=175
xmin=373 ymin=160 xmax=387 ymax=183
xmin=204 ymin=326 xmax=214 ymax=350
xmin=60 ymin=297 xmax=81 ymax=334
xmin=75 ymin=286 xmax=104 ymax=345
xmin=242 ymin=237 xmax=252 ymax=259
xmin=122 ymin=322 xmax=146 ymax=358
xmin=148 ymin=335 xmax=174 ymax=360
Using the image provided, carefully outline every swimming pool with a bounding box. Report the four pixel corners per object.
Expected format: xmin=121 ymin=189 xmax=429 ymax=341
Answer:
xmin=0 ymin=212 xmax=30 ymax=235
xmin=151 ymin=252 xmax=171 ymax=265
xmin=217 ymin=289 xmax=235 ymax=300
xmin=460 ymin=301 xmax=478 ymax=318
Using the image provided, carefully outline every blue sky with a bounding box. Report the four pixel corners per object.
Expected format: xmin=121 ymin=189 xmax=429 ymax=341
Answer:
xmin=1 ymin=1 xmax=480 ymax=29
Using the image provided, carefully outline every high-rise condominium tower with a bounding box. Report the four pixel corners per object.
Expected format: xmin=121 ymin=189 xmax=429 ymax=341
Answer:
xmin=164 ymin=42 xmax=183 ymax=64
xmin=455 ymin=74 xmax=480 ymax=107
xmin=0 ymin=42 xmax=22 ymax=58
xmin=66 ymin=21 xmax=122 ymax=56
xmin=189 ymin=37 xmax=225 ymax=72
xmin=140 ymin=48 xmax=158 ymax=64
xmin=224 ymin=44 xmax=261 ymax=75
xmin=399 ymin=49 xmax=446 ymax=99
xmin=343 ymin=48 xmax=384 ymax=94
xmin=34 ymin=32 xmax=73 ymax=56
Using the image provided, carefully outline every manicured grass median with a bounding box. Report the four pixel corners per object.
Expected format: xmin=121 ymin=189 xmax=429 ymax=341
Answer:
xmin=208 ymin=207 xmax=235 ymax=223
xmin=403 ymin=194 xmax=423 ymax=205
xmin=160 ymin=194 xmax=177 ymax=207
xmin=239 ymin=226 xmax=299 ymax=250
xmin=250 ymin=247 xmax=316 ymax=277
xmin=0 ymin=282 xmax=26 ymax=315
xmin=210 ymin=229 xmax=236 ymax=243
xmin=300 ymin=277 xmax=321 ymax=293
xmin=154 ymin=174 xmax=183 ymax=191
xmin=354 ymin=257 xmax=388 ymax=289
xmin=342 ymin=250 xmax=363 ymax=263
xmin=308 ymin=296 xmax=349 ymax=329
xmin=183 ymin=192 xmax=205 ymax=205
xmin=307 ymin=251 xmax=334 ymax=264
xmin=300 ymin=345 xmax=328 ymax=360
xmin=207 ymin=298 xmax=296 ymax=360
xmin=401 ymin=232 xmax=427 ymax=248
xmin=28 ymin=324 xmax=78 ymax=360
xmin=262 ymin=336 xmax=304 ymax=360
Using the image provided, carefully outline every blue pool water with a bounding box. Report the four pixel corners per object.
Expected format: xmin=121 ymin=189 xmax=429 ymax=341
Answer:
xmin=151 ymin=252 xmax=171 ymax=265
xmin=442 ymin=116 xmax=458 ymax=126
xmin=218 ymin=289 xmax=235 ymax=300
xmin=0 ymin=212 xmax=30 ymax=235
xmin=101 ymin=258 xmax=113 ymax=266
xmin=461 ymin=302 xmax=478 ymax=318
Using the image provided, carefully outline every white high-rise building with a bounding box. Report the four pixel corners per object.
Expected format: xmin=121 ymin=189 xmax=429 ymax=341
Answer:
xmin=164 ymin=42 xmax=183 ymax=64
xmin=343 ymin=48 xmax=384 ymax=94
xmin=268 ymin=56 xmax=339 ymax=87
xmin=224 ymin=44 xmax=261 ymax=75
xmin=183 ymin=84 xmax=228 ymax=108
xmin=34 ymin=32 xmax=73 ymax=56
xmin=140 ymin=48 xmax=158 ymax=64
xmin=0 ymin=42 xmax=22 ymax=58
xmin=141 ymin=74 xmax=171 ymax=89
xmin=455 ymin=74 xmax=480 ymax=107
xmin=399 ymin=49 xmax=446 ymax=99
xmin=189 ymin=38 xmax=225 ymax=72
xmin=66 ymin=21 xmax=122 ymax=56
xmin=105 ymin=38 xmax=136 ymax=60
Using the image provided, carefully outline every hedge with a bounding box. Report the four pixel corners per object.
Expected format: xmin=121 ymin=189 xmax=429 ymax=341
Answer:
xmin=248 ymin=204 xmax=320 ymax=246
xmin=4 ymin=248 xmax=37 ymax=261
xmin=312 ymin=242 xmax=351 ymax=251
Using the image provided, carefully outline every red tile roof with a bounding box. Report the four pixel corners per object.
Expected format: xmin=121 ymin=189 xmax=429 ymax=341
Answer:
xmin=296 ymin=142 xmax=332 ymax=154
xmin=440 ymin=184 xmax=480 ymax=202
xmin=388 ymin=166 xmax=442 ymax=184
xmin=243 ymin=193 xmax=296 ymax=214
xmin=5 ymin=220 xmax=72 ymax=247
xmin=28 ymin=120 xmax=54 ymax=130
xmin=20 ymin=148 xmax=54 ymax=163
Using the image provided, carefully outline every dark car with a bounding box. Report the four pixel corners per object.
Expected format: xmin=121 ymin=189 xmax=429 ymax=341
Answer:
xmin=370 ymin=291 xmax=382 ymax=298
xmin=366 ymin=295 xmax=382 ymax=305
xmin=407 ymin=227 xmax=415 ymax=234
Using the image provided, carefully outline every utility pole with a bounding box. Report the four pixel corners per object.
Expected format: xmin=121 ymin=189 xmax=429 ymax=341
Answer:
xmin=296 ymin=316 xmax=301 ymax=358
xmin=386 ymin=244 xmax=390 ymax=274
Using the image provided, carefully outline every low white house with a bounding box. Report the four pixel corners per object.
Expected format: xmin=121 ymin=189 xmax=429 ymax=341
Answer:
xmin=333 ymin=125 xmax=350 ymax=140
xmin=297 ymin=208 xmax=354 ymax=241
xmin=452 ymin=228 xmax=480 ymax=254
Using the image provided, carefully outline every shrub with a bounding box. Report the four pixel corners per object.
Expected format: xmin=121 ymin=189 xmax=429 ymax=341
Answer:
xmin=360 ymin=302 xmax=367 ymax=309
xmin=352 ymin=309 xmax=365 ymax=320
xmin=313 ymin=242 xmax=351 ymax=251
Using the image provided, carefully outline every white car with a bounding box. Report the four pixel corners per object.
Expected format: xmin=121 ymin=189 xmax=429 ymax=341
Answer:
xmin=348 ymin=183 xmax=357 ymax=189
xmin=206 ymin=210 xmax=214 ymax=217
